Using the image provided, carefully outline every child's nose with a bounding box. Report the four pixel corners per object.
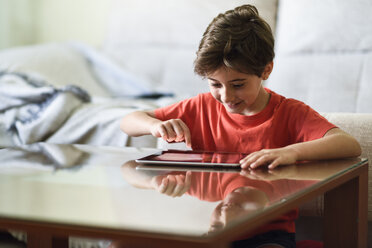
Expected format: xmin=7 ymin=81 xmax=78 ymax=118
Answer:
xmin=221 ymin=88 xmax=234 ymax=103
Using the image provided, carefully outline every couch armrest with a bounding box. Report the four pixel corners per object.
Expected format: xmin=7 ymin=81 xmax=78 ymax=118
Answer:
xmin=299 ymin=113 xmax=372 ymax=220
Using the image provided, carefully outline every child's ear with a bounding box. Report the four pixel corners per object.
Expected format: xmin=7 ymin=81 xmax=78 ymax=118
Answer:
xmin=262 ymin=61 xmax=274 ymax=80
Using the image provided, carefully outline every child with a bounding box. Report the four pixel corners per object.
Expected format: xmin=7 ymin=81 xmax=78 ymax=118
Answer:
xmin=120 ymin=4 xmax=361 ymax=247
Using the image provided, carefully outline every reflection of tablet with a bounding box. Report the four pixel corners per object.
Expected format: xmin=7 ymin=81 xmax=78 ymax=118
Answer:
xmin=135 ymin=150 xmax=246 ymax=167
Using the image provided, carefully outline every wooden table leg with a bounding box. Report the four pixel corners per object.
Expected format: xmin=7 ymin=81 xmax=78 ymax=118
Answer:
xmin=52 ymin=236 xmax=69 ymax=248
xmin=324 ymin=167 xmax=368 ymax=248
xmin=27 ymin=232 xmax=52 ymax=248
xmin=27 ymin=232 xmax=68 ymax=248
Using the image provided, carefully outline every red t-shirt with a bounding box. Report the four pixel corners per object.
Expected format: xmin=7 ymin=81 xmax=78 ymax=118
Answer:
xmin=154 ymin=88 xmax=336 ymax=236
xmin=155 ymin=89 xmax=336 ymax=153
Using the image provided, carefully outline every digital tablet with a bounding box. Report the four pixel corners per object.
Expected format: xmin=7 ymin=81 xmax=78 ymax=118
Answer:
xmin=135 ymin=150 xmax=246 ymax=168
xmin=136 ymin=164 xmax=241 ymax=173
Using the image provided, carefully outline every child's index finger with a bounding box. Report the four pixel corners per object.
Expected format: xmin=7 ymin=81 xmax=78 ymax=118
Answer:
xmin=179 ymin=121 xmax=192 ymax=148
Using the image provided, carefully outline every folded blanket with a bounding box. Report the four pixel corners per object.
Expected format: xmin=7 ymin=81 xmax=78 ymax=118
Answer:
xmin=0 ymin=142 xmax=88 ymax=174
xmin=0 ymin=71 xmax=137 ymax=147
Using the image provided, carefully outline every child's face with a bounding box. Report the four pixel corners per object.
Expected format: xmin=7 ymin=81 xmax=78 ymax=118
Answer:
xmin=207 ymin=66 xmax=271 ymax=116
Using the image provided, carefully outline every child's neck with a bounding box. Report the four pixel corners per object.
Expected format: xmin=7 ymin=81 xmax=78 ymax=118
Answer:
xmin=244 ymin=87 xmax=271 ymax=116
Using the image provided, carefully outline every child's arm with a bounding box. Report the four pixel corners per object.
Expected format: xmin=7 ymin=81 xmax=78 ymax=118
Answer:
xmin=120 ymin=110 xmax=192 ymax=147
xmin=240 ymin=128 xmax=362 ymax=169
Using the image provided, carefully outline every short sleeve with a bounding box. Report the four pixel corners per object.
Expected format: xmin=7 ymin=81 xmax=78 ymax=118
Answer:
xmin=284 ymin=99 xmax=337 ymax=142
xmin=154 ymin=95 xmax=199 ymax=120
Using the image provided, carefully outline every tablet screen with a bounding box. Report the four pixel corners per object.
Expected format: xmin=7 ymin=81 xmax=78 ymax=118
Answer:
xmin=135 ymin=150 xmax=246 ymax=167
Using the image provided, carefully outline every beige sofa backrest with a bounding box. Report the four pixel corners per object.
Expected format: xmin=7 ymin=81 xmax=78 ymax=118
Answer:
xmin=268 ymin=0 xmax=372 ymax=113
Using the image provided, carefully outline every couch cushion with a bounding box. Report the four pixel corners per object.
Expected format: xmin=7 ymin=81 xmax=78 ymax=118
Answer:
xmin=267 ymin=53 xmax=372 ymax=113
xmin=274 ymin=0 xmax=372 ymax=54
xmin=0 ymin=43 xmax=110 ymax=97
xmin=268 ymin=0 xmax=372 ymax=113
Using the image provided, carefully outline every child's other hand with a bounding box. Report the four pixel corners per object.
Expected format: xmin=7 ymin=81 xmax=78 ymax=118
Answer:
xmin=240 ymin=147 xmax=298 ymax=170
xmin=150 ymin=171 xmax=192 ymax=197
xmin=150 ymin=119 xmax=192 ymax=148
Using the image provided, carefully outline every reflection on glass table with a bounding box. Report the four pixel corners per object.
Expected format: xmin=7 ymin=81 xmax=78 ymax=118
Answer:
xmin=0 ymin=143 xmax=368 ymax=248
xmin=122 ymin=158 xmax=360 ymax=240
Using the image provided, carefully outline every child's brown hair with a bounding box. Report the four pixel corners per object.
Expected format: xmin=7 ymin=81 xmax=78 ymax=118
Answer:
xmin=194 ymin=4 xmax=275 ymax=77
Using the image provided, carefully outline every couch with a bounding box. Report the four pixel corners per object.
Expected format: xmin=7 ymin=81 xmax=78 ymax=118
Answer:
xmin=0 ymin=0 xmax=371 ymax=247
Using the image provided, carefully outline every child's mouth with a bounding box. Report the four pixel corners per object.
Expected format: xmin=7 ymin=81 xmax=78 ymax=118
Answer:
xmin=227 ymin=101 xmax=242 ymax=109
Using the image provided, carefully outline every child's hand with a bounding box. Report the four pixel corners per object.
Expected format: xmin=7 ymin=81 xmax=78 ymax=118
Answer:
xmin=150 ymin=119 xmax=192 ymax=147
xmin=150 ymin=171 xmax=192 ymax=197
xmin=240 ymin=147 xmax=298 ymax=170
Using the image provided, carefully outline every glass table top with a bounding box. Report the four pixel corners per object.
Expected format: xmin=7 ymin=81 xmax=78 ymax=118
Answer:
xmin=0 ymin=143 xmax=367 ymax=238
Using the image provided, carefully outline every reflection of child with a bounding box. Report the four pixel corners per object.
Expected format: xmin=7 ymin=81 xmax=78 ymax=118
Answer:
xmin=200 ymin=173 xmax=316 ymax=248
xmin=120 ymin=4 xmax=361 ymax=247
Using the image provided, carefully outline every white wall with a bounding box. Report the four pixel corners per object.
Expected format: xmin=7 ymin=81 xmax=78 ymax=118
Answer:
xmin=36 ymin=0 xmax=110 ymax=48
xmin=0 ymin=0 xmax=110 ymax=50
xmin=0 ymin=0 xmax=37 ymax=49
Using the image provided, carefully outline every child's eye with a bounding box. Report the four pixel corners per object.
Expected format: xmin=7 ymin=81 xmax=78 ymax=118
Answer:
xmin=233 ymin=84 xmax=244 ymax=88
xmin=210 ymin=83 xmax=222 ymax=88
